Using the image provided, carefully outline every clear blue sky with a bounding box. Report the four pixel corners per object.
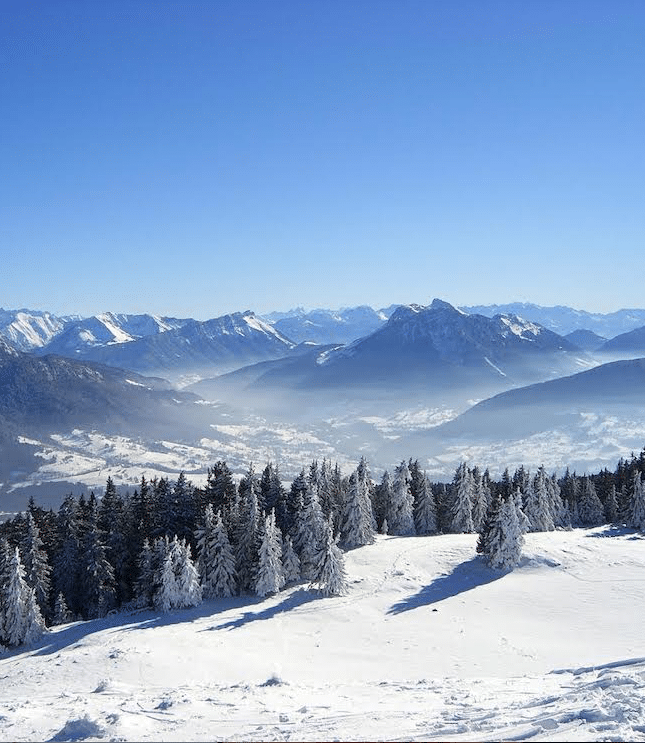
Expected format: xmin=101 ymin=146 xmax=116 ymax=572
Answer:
xmin=2 ymin=0 xmax=644 ymax=319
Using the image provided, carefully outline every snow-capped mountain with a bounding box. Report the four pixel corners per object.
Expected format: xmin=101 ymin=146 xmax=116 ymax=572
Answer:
xmin=598 ymin=325 xmax=645 ymax=355
xmin=227 ymin=299 xmax=588 ymax=397
xmin=463 ymin=302 xmax=645 ymax=338
xmin=0 ymin=308 xmax=70 ymax=351
xmin=267 ymin=305 xmax=389 ymax=345
xmin=48 ymin=311 xmax=297 ymax=378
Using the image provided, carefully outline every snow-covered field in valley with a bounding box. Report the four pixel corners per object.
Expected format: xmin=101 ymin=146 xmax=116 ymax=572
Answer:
xmin=2 ymin=527 xmax=645 ymax=741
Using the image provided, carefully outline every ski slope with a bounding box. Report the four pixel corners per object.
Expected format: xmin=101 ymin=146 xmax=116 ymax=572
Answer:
xmin=2 ymin=527 xmax=645 ymax=741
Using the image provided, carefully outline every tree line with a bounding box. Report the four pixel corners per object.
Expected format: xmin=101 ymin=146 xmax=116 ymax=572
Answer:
xmin=2 ymin=449 xmax=645 ymax=650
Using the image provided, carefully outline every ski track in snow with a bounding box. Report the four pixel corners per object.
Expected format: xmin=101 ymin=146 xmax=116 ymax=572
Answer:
xmin=3 ymin=528 xmax=645 ymax=741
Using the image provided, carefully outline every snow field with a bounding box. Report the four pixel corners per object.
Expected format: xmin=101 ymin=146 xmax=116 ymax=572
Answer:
xmin=2 ymin=528 xmax=645 ymax=741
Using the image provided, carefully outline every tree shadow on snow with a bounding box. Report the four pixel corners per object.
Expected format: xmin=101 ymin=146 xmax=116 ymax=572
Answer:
xmin=583 ymin=524 xmax=644 ymax=539
xmin=387 ymin=557 xmax=505 ymax=615
xmin=25 ymin=587 xmax=313 ymax=657
xmin=204 ymin=588 xmax=320 ymax=631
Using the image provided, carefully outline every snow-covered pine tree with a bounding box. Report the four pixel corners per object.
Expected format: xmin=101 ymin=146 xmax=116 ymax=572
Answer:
xmin=386 ymin=461 xmax=416 ymax=536
xmin=309 ymin=518 xmax=348 ymax=597
xmin=52 ymin=591 xmax=73 ymax=626
xmin=134 ymin=538 xmax=155 ymax=608
xmin=254 ymin=511 xmax=285 ymax=597
xmin=53 ymin=494 xmax=82 ymax=617
xmin=154 ymin=546 xmax=179 ymax=613
xmin=577 ymin=476 xmax=605 ymax=526
xmin=449 ymin=463 xmax=475 ymax=533
xmin=413 ymin=472 xmax=437 ymax=535
xmin=372 ymin=470 xmax=392 ymax=534
xmin=627 ymin=471 xmax=645 ymax=531
xmin=471 ymin=467 xmax=491 ymax=532
xmin=3 ymin=547 xmax=46 ymax=646
xmin=604 ymin=484 xmax=619 ymax=524
xmin=282 ymin=535 xmax=301 ymax=584
xmin=484 ymin=494 xmax=524 ymax=570
xmin=296 ymin=481 xmax=326 ymax=580
xmin=203 ymin=511 xmax=237 ymax=598
xmin=80 ymin=511 xmax=116 ymax=619
xmin=513 ymin=486 xmax=531 ymax=535
xmin=21 ymin=512 xmax=52 ymax=622
xmin=170 ymin=537 xmax=202 ymax=608
xmin=547 ymin=471 xmax=569 ymax=528
xmin=234 ymin=463 xmax=262 ymax=593
xmin=203 ymin=461 xmax=238 ymax=526
xmin=339 ymin=466 xmax=376 ymax=549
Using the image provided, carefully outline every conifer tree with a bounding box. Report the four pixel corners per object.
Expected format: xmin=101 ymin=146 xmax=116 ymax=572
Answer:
xmin=372 ymin=470 xmax=391 ymax=533
xmin=339 ymin=467 xmax=376 ymax=549
xmin=254 ymin=511 xmax=285 ymax=597
xmin=627 ymin=471 xmax=645 ymax=531
xmin=386 ymin=461 xmax=416 ymax=536
xmin=134 ymin=538 xmax=155 ymax=608
xmin=80 ymin=511 xmax=116 ymax=619
xmin=604 ymin=484 xmax=619 ymax=524
xmin=449 ymin=463 xmax=475 ymax=533
xmin=414 ymin=473 xmax=438 ymax=535
xmin=234 ymin=463 xmax=262 ymax=592
xmin=52 ymin=592 xmax=73 ymax=626
xmin=471 ymin=467 xmax=491 ymax=532
xmin=21 ymin=512 xmax=52 ymax=622
xmin=196 ymin=507 xmax=237 ymax=599
xmin=3 ymin=547 xmax=46 ymax=646
xmin=484 ymin=494 xmax=524 ymax=570
xmin=282 ymin=535 xmax=301 ymax=584
xmin=170 ymin=537 xmax=202 ymax=608
xmin=310 ymin=519 xmax=348 ymax=597
xmin=53 ymin=494 xmax=82 ymax=617
xmin=296 ymin=481 xmax=326 ymax=580
xmin=577 ymin=476 xmax=605 ymax=526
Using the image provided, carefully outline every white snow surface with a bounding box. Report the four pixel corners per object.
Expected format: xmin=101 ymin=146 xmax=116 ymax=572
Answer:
xmin=2 ymin=528 xmax=645 ymax=741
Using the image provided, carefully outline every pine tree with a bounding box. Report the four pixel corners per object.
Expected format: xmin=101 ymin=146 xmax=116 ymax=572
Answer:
xmin=577 ymin=476 xmax=605 ymax=526
xmin=52 ymin=592 xmax=73 ymax=626
xmin=196 ymin=507 xmax=237 ymax=599
xmin=386 ymin=461 xmax=416 ymax=536
xmin=627 ymin=472 xmax=645 ymax=531
xmin=484 ymin=494 xmax=524 ymax=570
xmin=471 ymin=467 xmax=491 ymax=532
xmin=282 ymin=535 xmax=301 ymax=584
xmin=339 ymin=467 xmax=376 ymax=549
xmin=53 ymin=494 xmax=82 ymax=617
xmin=604 ymin=484 xmax=619 ymax=524
xmin=134 ymin=538 xmax=155 ymax=608
xmin=234 ymin=464 xmax=262 ymax=592
xmin=309 ymin=519 xmax=348 ymax=597
xmin=3 ymin=547 xmax=45 ymax=646
xmin=170 ymin=537 xmax=202 ymax=608
xmin=80 ymin=512 xmax=116 ymax=619
xmin=413 ymin=473 xmax=437 ymax=535
xmin=449 ymin=463 xmax=475 ymax=533
xmin=524 ymin=468 xmax=555 ymax=532
xmin=21 ymin=512 xmax=52 ymax=622
xmin=254 ymin=512 xmax=285 ymax=597
xmin=296 ymin=481 xmax=326 ymax=579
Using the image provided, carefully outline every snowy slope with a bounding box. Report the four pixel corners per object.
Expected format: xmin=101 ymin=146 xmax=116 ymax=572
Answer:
xmin=2 ymin=528 xmax=645 ymax=741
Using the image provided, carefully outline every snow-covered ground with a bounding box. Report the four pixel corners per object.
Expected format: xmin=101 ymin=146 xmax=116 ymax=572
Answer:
xmin=2 ymin=527 xmax=645 ymax=741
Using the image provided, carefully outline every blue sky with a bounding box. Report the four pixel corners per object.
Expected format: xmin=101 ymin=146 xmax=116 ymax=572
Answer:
xmin=2 ymin=0 xmax=644 ymax=319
